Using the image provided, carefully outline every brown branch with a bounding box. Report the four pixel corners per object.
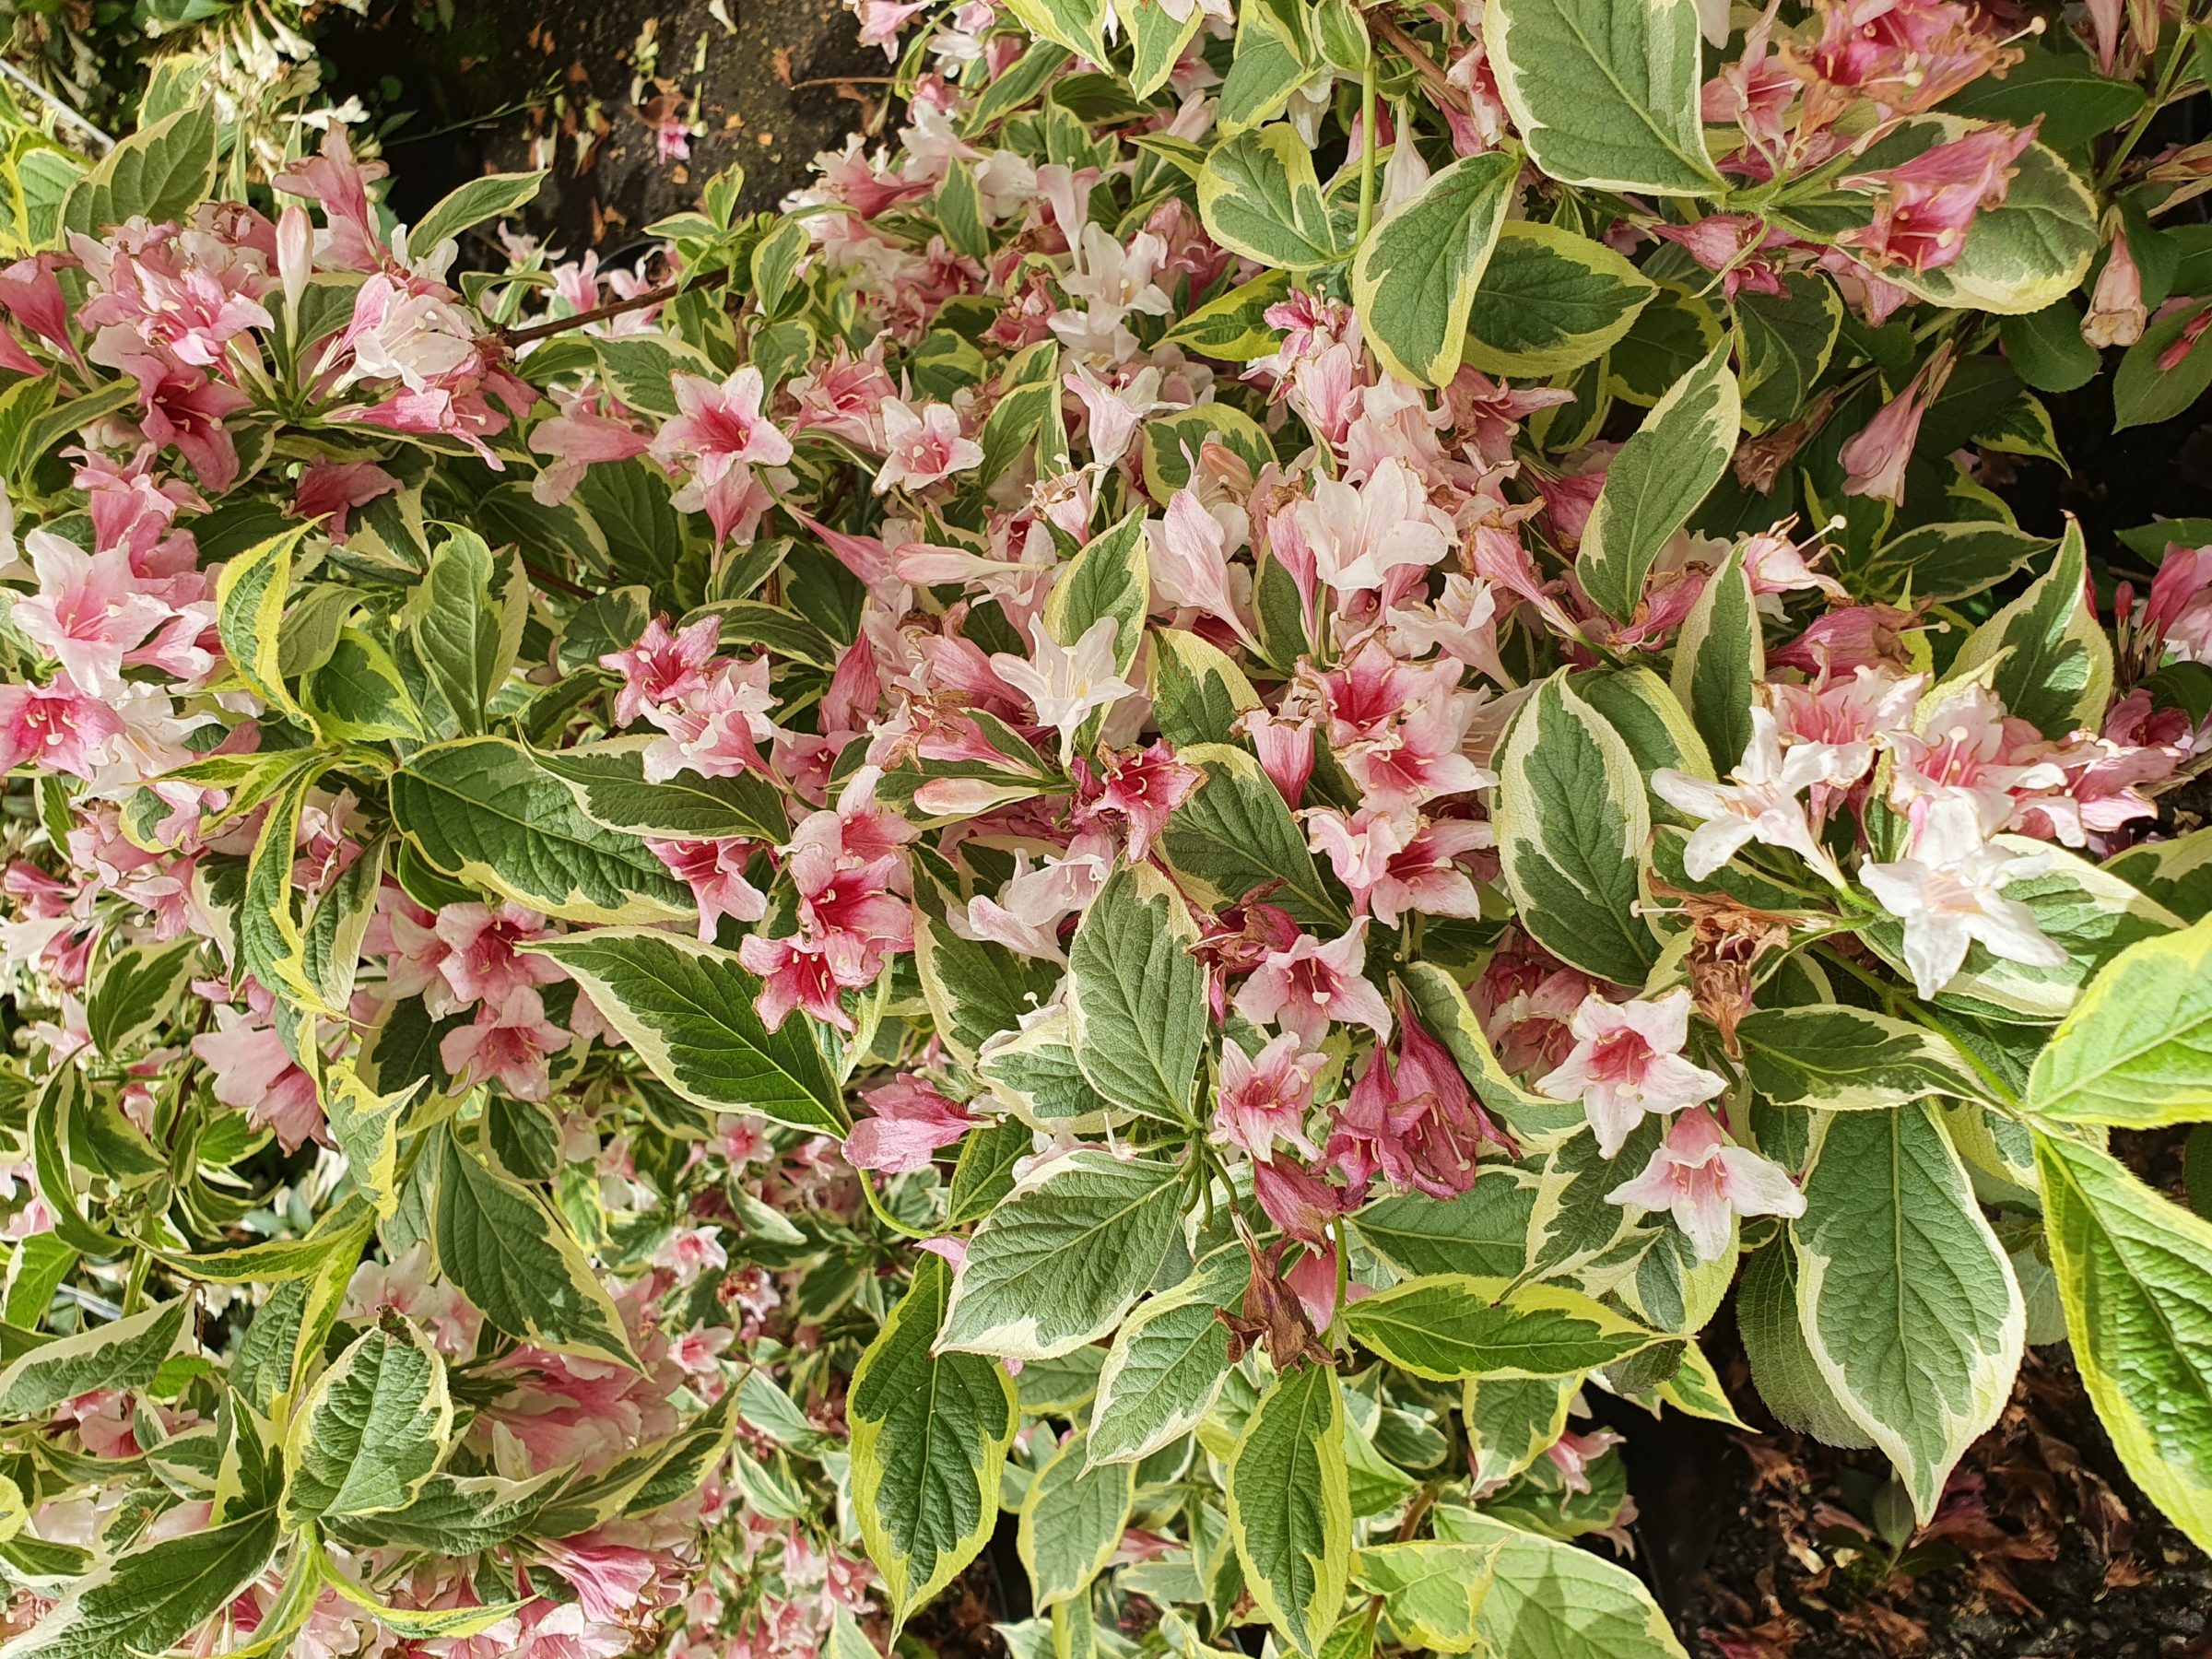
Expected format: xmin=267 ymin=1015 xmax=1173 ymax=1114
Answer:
xmin=1367 ymin=12 xmax=1474 ymax=115
xmin=499 ymin=266 xmax=735 ymax=347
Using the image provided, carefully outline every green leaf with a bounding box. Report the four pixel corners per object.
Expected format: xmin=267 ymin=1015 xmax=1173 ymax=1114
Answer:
xmin=2104 ymin=825 xmax=2212 ymax=924
xmin=1856 ymin=521 xmax=2053 ymax=605
xmin=1737 ymin=1005 xmax=1990 ymax=1111
xmin=1164 ymin=268 xmax=1297 ymax=361
xmin=1150 ymin=629 xmax=1262 ymax=748
xmin=1942 ymin=520 xmax=2112 ymax=740
xmin=305 ymin=628 xmax=422 ymax=743
xmin=1351 ymin=1540 xmax=1501 ymax=1654
xmin=330 ymin=1467 xmax=561 ymax=1555
xmin=1124 ymin=0 xmax=1205 ymax=95
xmin=1579 ymin=343 xmax=1741 ymax=621
xmin=1668 ymin=542 xmax=1762 ymax=771
xmin=63 ymin=104 xmax=218 ymax=236
xmin=1484 ymin=0 xmax=1720 ymax=194
xmin=1350 ymin=1173 xmax=1540 ymax=1279
xmin=84 ymin=939 xmax=200 ymax=1058
xmin=937 ymin=1150 xmax=1186 ymax=1359
xmin=323 ymin=1059 xmax=418 ymax=1219
xmin=1735 ymin=272 xmax=1843 ymax=434
xmin=1493 ymin=673 xmax=1658 ymax=986
xmin=280 ymin=1324 xmax=452 ymax=1526
xmin=1343 ymin=1274 xmax=1660 ymax=1380
xmin=1792 ymin=1104 xmax=2023 ymax=1522
xmin=528 ymin=927 xmax=847 ymax=1135
xmin=0 ymin=1298 xmax=189 ymax=1417
xmin=214 ymin=524 xmax=315 ymax=724
xmin=1001 ymin=0 xmax=1107 ymax=57
xmin=430 ymin=1126 xmax=641 ymax=1368
xmin=530 ymin=737 xmax=790 ymax=843
xmin=1939 ymin=44 xmax=2145 ymax=154
xmin=407 ymin=171 xmax=545 ymax=252
xmin=403 ymin=527 xmax=528 ymax=735
xmin=2027 ymin=914 xmax=2212 ymax=1126
xmin=1463 ymin=1375 xmax=1578 ymax=1489
xmin=2035 ymin=1132 xmax=2212 ymax=1554
xmin=1139 ymin=403 xmax=1277 ymax=500
xmin=593 ymin=335 xmax=725 ymax=420
xmin=1228 ymin=1363 xmax=1351 ymax=1658
xmin=1737 ymin=1239 xmax=1874 ymax=1446
xmin=850 ymin=1253 xmax=1018 ymax=1630
xmin=1462 ymin=220 xmax=1656 ymax=377
xmin=1089 ymin=1244 xmax=1251 ymax=1465
xmin=947 ymin=1119 xmax=1035 ymax=1227
xmin=1350 ymin=154 xmax=1519 ymax=387
xmin=1197 ymin=126 xmax=1342 ymax=271
xmin=911 ymin=868 xmax=1061 ymax=1070
xmin=1432 ymin=1509 xmax=1688 ymax=1657
xmin=1158 ymin=744 xmax=1347 ymax=928
xmin=0 ymin=1511 xmax=279 ymax=1659
xmin=1019 ymin=1431 xmax=1135 ymax=1609
xmin=1999 ymin=300 xmax=2102 ymax=395
xmin=389 ymin=737 xmax=688 ymax=924
xmin=2115 ymin=300 xmax=2212 ymax=429
xmin=1067 ymin=866 xmax=1208 ymax=1124
xmin=1044 ymin=511 xmax=1148 ymax=674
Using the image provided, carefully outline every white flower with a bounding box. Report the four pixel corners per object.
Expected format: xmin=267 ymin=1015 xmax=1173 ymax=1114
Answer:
xmin=1294 ymin=456 xmax=1452 ymax=594
xmin=1859 ymin=794 xmax=2067 ymax=998
xmin=989 ymin=613 xmax=1139 ymax=761
xmin=1653 ymin=708 xmax=1866 ymax=888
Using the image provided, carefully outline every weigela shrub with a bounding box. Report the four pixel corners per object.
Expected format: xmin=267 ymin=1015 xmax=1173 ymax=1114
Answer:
xmin=0 ymin=0 xmax=2210 ymax=1654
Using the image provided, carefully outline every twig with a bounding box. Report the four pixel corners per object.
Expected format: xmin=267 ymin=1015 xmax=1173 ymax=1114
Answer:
xmin=1366 ymin=13 xmax=1473 ymax=116
xmin=499 ymin=266 xmax=734 ymax=347
xmin=0 ymin=58 xmax=115 ymax=153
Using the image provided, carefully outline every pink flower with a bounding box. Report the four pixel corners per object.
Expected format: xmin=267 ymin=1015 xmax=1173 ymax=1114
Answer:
xmin=1245 ymin=709 xmax=1316 ymax=807
xmin=874 ymin=397 xmax=982 ymax=494
xmin=530 ymin=386 xmax=652 ymax=506
xmin=1313 ymin=646 xmax=1495 ymax=813
xmin=344 ymin=1241 xmax=482 ymax=1358
xmin=845 ymin=1075 xmax=974 ymax=1172
xmin=1294 ymin=457 xmax=1453 ymax=597
xmin=639 ymin=655 xmax=782 ymax=783
xmin=1253 ymin=1157 xmax=1358 ymax=1247
xmin=107 ymin=348 xmax=248 ymax=493
xmin=1843 ymin=125 xmax=2036 ymax=275
xmin=652 ymin=1224 xmax=729 ymax=1286
xmin=0 ymin=680 xmax=124 ymax=779
xmin=1325 ymin=1000 xmax=1512 ymax=1200
xmin=1648 ymin=215 xmax=1788 ymax=299
xmin=432 ymin=902 xmax=564 ymax=1008
xmin=2145 ymin=544 xmax=2212 ymax=664
xmin=1071 ymin=742 xmax=1200 ymax=863
xmin=989 ymin=614 xmax=1139 ymax=762
xmin=440 ymin=987 xmax=569 ymax=1100
xmin=193 ymin=1001 xmax=326 ymax=1150
xmin=1535 ymin=988 xmax=1726 ymax=1157
xmin=1233 ymin=922 xmax=1392 ymax=1048
xmin=1147 ymin=488 xmax=1255 ymax=646
xmin=1307 ymin=807 xmax=1488 ymax=927
xmin=1211 ymin=1032 xmax=1326 ymax=1162
xmin=290 ymin=459 xmax=401 ymax=540
xmin=2083 ymin=221 xmax=2147 ymax=349
xmin=653 ymin=368 xmax=794 ymax=542
xmin=601 ymin=614 xmax=724 ymax=727
xmin=1788 ymin=0 xmax=2019 ymax=121
xmin=272 ymin=128 xmax=391 ymax=274
xmin=74 ymin=218 xmax=276 ymax=369
xmin=738 ymin=933 xmax=856 ymax=1032
xmin=11 ymin=530 xmax=168 ymax=696
xmin=650 ymin=837 xmax=771 ymax=941
xmin=1841 ymin=344 xmax=1955 ymax=501
xmin=1606 ymin=1108 xmax=1805 ymax=1262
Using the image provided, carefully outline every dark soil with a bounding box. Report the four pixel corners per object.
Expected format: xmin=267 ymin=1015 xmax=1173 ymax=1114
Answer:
xmin=1664 ymin=1315 xmax=2212 ymax=1658
xmin=317 ymin=0 xmax=877 ymax=255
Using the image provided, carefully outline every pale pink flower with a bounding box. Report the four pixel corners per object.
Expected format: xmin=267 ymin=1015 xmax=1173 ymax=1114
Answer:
xmin=1841 ymin=345 xmax=1955 ymax=501
xmin=291 ymin=459 xmax=401 ymax=540
xmin=12 ymin=530 xmax=167 ymax=696
xmin=957 ymin=840 xmax=1112 ymax=961
xmin=440 ymin=987 xmax=569 ymax=1100
xmin=1148 ymin=488 xmax=1255 ymax=645
xmin=650 ymin=838 xmax=770 ymax=941
xmin=654 ymin=368 xmax=794 ymax=542
xmin=1071 ymin=741 xmax=1199 ymax=863
xmin=1859 ymin=794 xmax=2066 ymax=997
xmin=640 ymin=656 xmax=782 ymax=783
xmin=1233 ymin=922 xmax=1393 ymax=1048
xmin=2084 ymin=221 xmax=2147 ymax=348
xmin=652 ymin=1225 xmax=729 ymax=1286
xmin=874 ymin=397 xmax=982 ymax=493
xmin=989 ymin=613 xmax=1138 ymax=761
xmin=1064 ymin=362 xmax=1169 ymax=468
xmin=1536 ymin=988 xmax=1726 ymax=1158
xmin=272 ymin=128 xmax=391 ymax=273
xmin=193 ymin=1002 xmax=326 ymax=1150
xmin=2145 ymin=543 xmax=2212 ymax=664
xmin=1211 ymin=1032 xmax=1326 ymax=1162
xmin=1294 ymin=457 xmax=1453 ymax=596
xmin=530 ymin=387 xmax=652 ymax=506
xmin=1653 ymin=708 xmax=1866 ymax=887
xmin=1606 ymin=1108 xmax=1805 ymax=1262
xmin=845 ymin=1075 xmax=973 ymax=1172
xmin=344 ymin=1241 xmax=482 ymax=1358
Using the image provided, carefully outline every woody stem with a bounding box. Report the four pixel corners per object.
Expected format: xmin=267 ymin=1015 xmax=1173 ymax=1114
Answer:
xmin=498 ymin=266 xmax=735 ymax=347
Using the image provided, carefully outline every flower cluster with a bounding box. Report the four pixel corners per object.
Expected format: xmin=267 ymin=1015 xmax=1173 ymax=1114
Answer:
xmin=0 ymin=1 xmax=2209 ymax=1657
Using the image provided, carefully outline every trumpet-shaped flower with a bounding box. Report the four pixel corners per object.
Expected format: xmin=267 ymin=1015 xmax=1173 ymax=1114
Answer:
xmin=1606 ymin=1108 xmax=1805 ymax=1263
xmin=1536 ymin=988 xmax=1726 ymax=1158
